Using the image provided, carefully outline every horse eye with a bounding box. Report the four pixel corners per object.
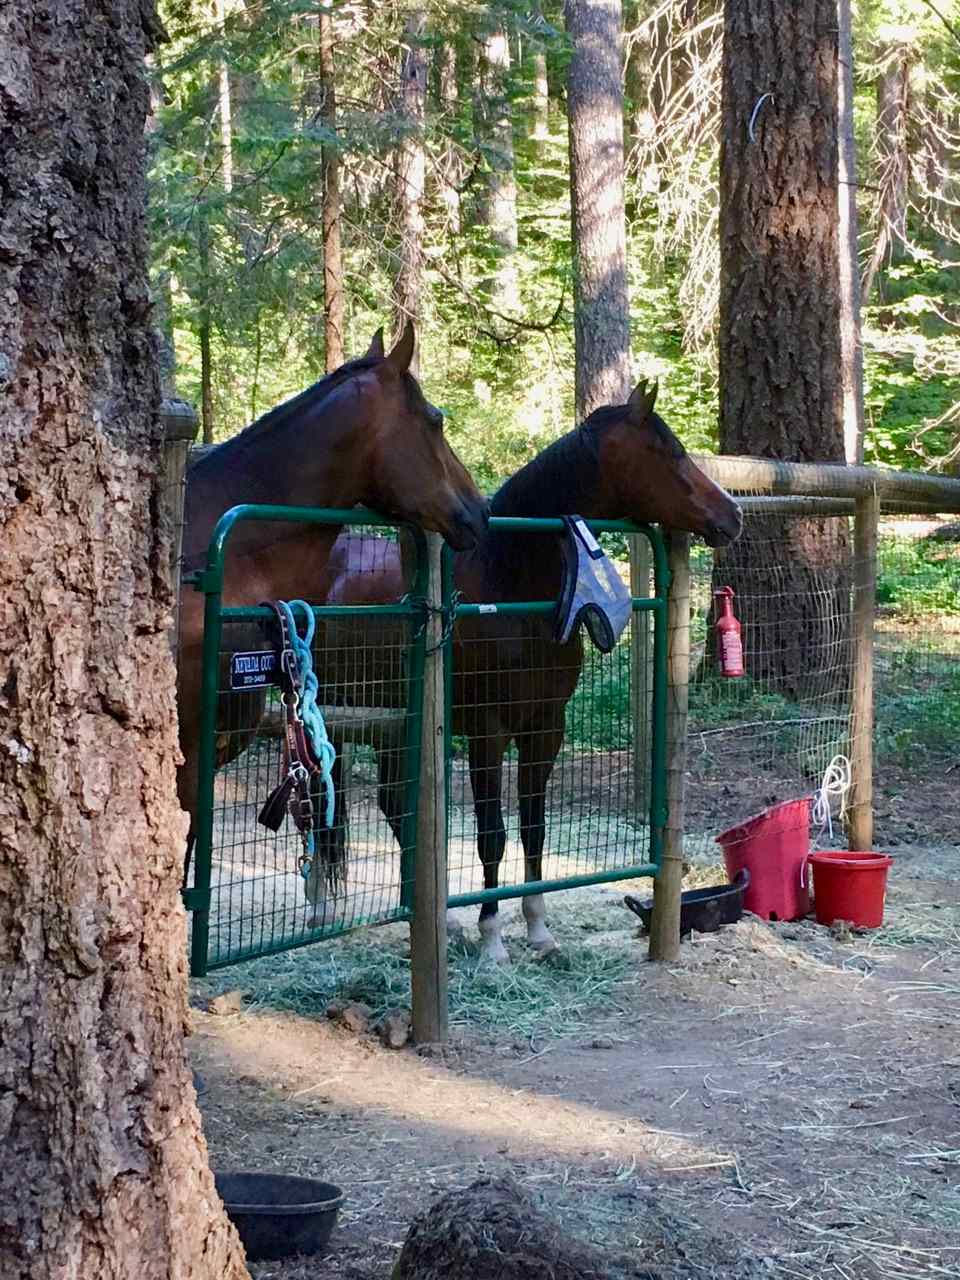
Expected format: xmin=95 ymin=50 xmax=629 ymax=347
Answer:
xmin=427 ymin=405 xmax=444 ymax=430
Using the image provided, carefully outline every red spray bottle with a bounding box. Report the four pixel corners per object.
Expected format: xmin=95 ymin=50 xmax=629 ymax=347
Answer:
xmin=714 ymin=586 xmax=744 ymax=678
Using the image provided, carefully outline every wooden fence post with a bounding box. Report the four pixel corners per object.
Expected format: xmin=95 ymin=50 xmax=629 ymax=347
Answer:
xmin=630 ymin=536 xmax=653 ymax=816
xmin=411 ymin=532 xmax=449 ymax=1044
xmin=648 ymin=530 xmax=690 ymax=963
xmin=160 ymin=398 xmax=199 ymax=653
xmin=848 ymin=490 xmax=879 ymax=850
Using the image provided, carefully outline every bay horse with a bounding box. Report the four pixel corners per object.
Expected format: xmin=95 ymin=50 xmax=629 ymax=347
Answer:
xmin=177 ymin=324 xmax=487 ymax=874
xmin=317 ymin=381 xmax=742 ymax=962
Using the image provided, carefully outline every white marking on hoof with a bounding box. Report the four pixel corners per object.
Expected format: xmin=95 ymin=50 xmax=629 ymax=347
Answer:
xmin=446 ymin=910 xmax=466 ymax=944
xmin=522 ymin=894 xmax=558 ymax=955
xmin=478 ymin=914 xmax=510 ymax=966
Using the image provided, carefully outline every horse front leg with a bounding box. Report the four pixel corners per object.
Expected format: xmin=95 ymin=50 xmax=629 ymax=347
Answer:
xmin=468 ymin=731 xmax=510 ymax=965
xmin=517 ymin=725 xmax=564 ymax=957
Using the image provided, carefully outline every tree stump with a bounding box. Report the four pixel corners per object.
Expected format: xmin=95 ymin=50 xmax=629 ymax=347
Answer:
xmin=392 ymin=1176 xmax=663 ymax=1280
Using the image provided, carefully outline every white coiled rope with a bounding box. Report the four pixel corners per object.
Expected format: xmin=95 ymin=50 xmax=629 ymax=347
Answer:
xmin=812 ymin=754 xmax=852 ymax=842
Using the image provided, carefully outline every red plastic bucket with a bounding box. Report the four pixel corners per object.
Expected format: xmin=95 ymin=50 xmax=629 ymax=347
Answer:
xmin=716 ymin=798 xmax=811 ymax=922
xmin=809 ymin=851 xmax=892 ymax=928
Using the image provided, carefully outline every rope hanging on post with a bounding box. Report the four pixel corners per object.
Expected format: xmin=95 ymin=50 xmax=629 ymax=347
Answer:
xmin=275 ymin=599 xmax=337 ymax=829
xmin=812 ymin=754 xmax=851 ymax=842
xmin=257 ymin=599 xmax=336 ymax=883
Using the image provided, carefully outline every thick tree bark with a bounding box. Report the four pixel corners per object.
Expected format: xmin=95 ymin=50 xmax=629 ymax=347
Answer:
xmin=718 ymin=0 xmax=849 ymax=700
xmin=837 ymin=0 xmax=865 ymax=464
xmin=319 ymin=8 xmax=345 ymax=371
xmin=565 ymin=0 xmax=632 ymax=418
xmin=0 ymin=4 xmax=247 ymax=1278
xmin=393 ymin=10 xmax=427 ymax=367
xmin=476 ymin=20 xmax=520 ymax=315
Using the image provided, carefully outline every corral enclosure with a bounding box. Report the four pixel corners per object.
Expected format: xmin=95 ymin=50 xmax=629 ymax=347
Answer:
xmin=181 ymin=474 xmax=960 ymax=1280
xmin=188 ymin=503 xmax=959 ymax=973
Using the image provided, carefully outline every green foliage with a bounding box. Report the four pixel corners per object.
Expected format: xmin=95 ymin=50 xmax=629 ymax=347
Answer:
xmin=863 ymin=264 xmax=960 ymax=470
xmin=877 ymin=534 xmax=960 ymax=618
xmin=151 ymin=0 xmax=960 ymax=482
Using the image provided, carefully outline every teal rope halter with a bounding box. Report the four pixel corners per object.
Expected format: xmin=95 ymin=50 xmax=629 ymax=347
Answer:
xmin=275 ymin=599 xmax=337 ymax=833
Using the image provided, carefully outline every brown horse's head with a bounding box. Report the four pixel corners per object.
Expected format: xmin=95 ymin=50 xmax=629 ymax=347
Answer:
xmin=597 ymin=381 xmax=742 ymax=547
xmin=355 ymin=325 xmax=488 ymax=550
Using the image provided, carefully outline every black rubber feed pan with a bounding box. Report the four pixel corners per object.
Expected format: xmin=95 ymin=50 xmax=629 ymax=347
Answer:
xmin=215 ymin=1171 xmax=343 ymax=1262
xmin=624 ymin=868 xmax=750 ymax=936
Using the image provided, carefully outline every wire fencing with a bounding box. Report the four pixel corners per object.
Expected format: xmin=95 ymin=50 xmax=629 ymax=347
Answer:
xmin=681 ymin=496 xmax=959 ymax=874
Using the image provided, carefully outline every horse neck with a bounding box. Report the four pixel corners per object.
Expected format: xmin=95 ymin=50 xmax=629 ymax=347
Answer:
xmin=472 ymin=431 xmax=606 ymax=599
xmin=183 ymin=403 xmax=367 ymax=566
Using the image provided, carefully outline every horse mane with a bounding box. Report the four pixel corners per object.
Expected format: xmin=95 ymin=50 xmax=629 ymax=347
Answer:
xmin=489 ymin=403 xmax=686 ymax=518
xmin=187 ymin=355 xmax=380 ymax=475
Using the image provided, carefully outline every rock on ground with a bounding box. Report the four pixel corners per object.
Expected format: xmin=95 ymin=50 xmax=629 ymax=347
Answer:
xmin=391 ymin=1175 xmax=663 ymax=1280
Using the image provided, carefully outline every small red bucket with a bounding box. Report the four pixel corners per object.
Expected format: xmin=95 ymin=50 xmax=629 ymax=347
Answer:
xmin=809 ymin=851 xmax=892 ymax=929
xmin=716 ymin=797 xmax=811 ymax=922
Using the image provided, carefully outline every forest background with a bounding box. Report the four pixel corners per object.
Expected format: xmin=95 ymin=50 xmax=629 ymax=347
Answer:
xmin=151 ymin=0 xmax=960 ymax=488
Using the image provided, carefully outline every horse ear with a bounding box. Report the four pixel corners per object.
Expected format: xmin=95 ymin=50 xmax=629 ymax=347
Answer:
xmin=365 ymin=328 xmax=385 ymax=359
xmin=384 ymin=321 xmax=415 ymax=375
xmin=627 ymin=379 xmax=658 ymax=425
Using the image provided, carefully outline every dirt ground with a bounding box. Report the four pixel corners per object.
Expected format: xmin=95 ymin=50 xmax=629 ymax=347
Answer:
xmin=190 ymin=819 xmax=960 ymax=1280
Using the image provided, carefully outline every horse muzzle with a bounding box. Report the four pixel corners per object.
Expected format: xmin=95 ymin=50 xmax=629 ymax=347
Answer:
xmin=703 ymin=504 xmax=743 ymax=549
xmin=443 ymin=496 xmax=489 ymax=551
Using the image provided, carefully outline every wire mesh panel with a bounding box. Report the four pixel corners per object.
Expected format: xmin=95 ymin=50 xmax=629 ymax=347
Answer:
xmin=186 ymin=507 xmax=427 ymax=975
xmin=683 ymin=508 xmax=856 ymax=867
xmin=874 ymin=518 xmax=960 ymax=761
xmin=445 ymin=519 xmax=668 ymax=911
xmin=682 ymin=502 xmax=960 ymax=876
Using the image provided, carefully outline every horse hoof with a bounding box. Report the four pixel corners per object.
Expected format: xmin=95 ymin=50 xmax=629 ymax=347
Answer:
xmin=533 ymin=941 xmax=564 ymax=965
xmin=477 ymin=946 xmax=511 ymax=968
xmin=528 ymin=933 xmax=559 ymax=956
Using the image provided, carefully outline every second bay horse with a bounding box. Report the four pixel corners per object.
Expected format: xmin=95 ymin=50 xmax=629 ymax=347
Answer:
xmin=317 ymin=381 xmax=742 ymax=961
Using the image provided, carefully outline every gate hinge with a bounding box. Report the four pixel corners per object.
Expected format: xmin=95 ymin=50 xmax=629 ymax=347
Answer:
xmin=182 ymin=568 xmax=221 ymax=594
xmin=181 ymin=887 xmax=211 ymax=912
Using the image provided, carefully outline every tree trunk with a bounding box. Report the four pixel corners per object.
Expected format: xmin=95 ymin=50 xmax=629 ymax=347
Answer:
xmin=436 ymin=42 xmax=462 ymax=234
xmin=530 ymin=3 xmax=550 ymax=141
xmin=393 ymin=10 xmax=427 ymax=369
xmin=319 ymin=8 xmax=345 ymax=371
xmin=718 ymin=0 xmax=849 ymax=701
xmin=623 ymin=2 xmax=665 ymax=189
xmin=216 ymin=0 xmax=234 ymax=192
xmin=0 ymin=5 xmax=247 ymax=1279
xmin=837 ymin=0 xmax=865 ymax=464
xmin=565 ymin=0 xmax=632 ymax=419
xmin=862 ymin=47 xmax=911 ymax=302
xmin=476 ymin=20 xmax=520 ymax=315
xmin=198 ymin=213 xmax=215 ymax=443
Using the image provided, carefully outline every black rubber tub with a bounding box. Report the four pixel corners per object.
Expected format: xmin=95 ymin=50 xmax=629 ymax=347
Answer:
xmin=624 ymin=868 xmax=750 ymax=937
xmin=214 ymin=1171 xmax=343 ymax=1262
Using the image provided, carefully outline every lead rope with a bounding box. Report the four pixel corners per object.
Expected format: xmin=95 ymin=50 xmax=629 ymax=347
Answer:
xmin=812 ymin=754 xmax=852 ymax=842
xmin=803 ymin=754 xmax=852 ymax=891
xmin=275 ymin=599 xmax=337 ymax=831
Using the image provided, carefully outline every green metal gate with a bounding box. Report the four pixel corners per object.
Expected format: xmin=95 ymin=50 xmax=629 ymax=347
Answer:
xmin=443 ymin=520 xmax=668 ymax=912
xmin=184 ymin=508 xmax=668 ymax=976
xmin=184 ymin=505 xmax=430 ymax=976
